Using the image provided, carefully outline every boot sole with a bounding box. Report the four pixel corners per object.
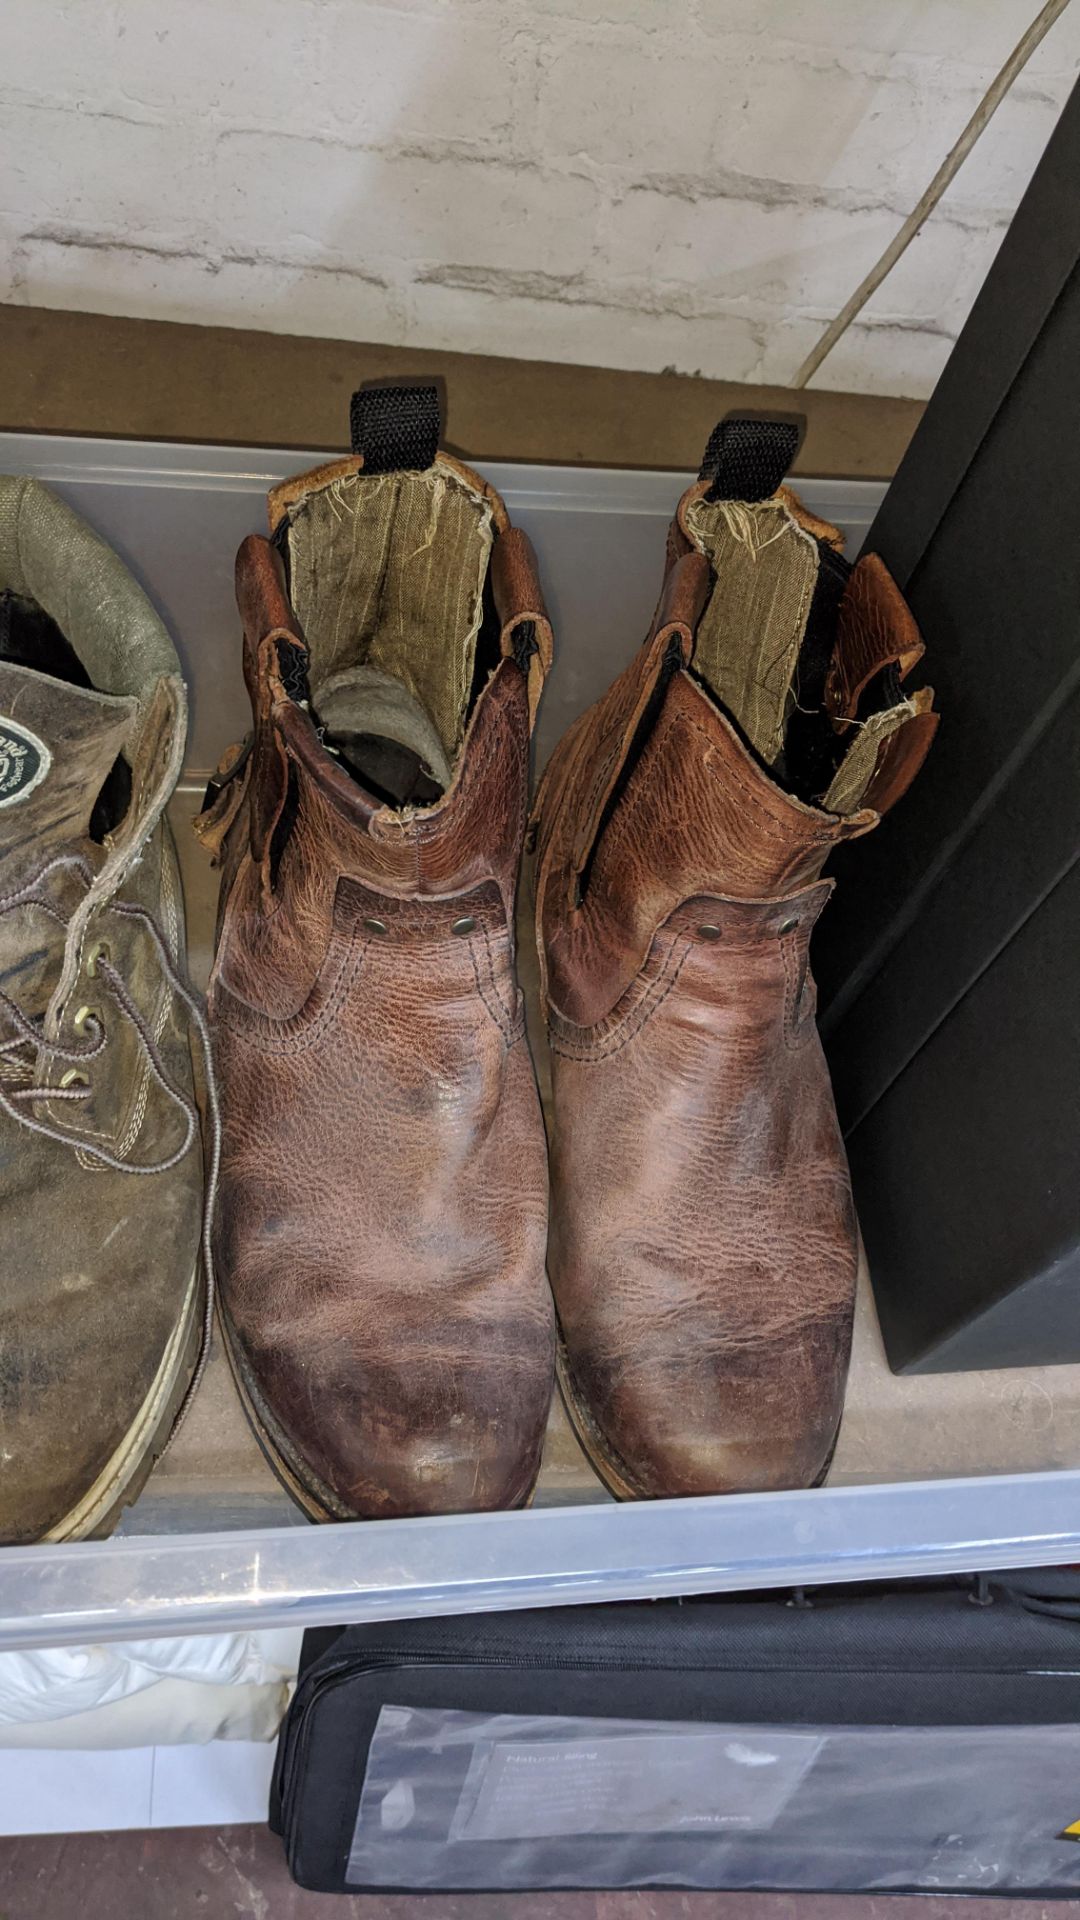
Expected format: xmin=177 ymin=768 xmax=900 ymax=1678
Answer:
xmin=218 ymin=1301 xmax=355 ymax=1523
xmin=556 ymin=1326 xmax=841 ymax=1500
xmin=218 ymin=1301 xmax=541 ymax=1523
xmin=42 ymin=1262 xmax=205 ymax=1543
xmin=555 ymin=1333 xmax=651 ymax=1501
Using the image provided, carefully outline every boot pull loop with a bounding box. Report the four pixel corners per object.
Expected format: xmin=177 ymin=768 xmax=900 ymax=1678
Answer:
xmin=490 ymin=526 xmax=554 ymax=725
xmin=825 ymin=552 xmax=926 ymax=724
xmin=349 ymin=379 xmax=443 ymax=473
xmin=699 ymin=412 xmax=804 ymax=503
xmin=647 ymin=549 xmax=711 ymax=646
xmin=235 ymin=535 xmax=310 ymax=714
xmin=194 ymin=736 xmax=253 ymax=866
xmin=235 ymin=534 xmax=296 ymax=643
xmin=233 ymin=537 xmax=305 ymax=898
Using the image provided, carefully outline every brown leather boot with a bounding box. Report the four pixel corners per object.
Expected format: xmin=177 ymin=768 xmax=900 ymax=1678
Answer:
xmin=534 ymin=417 xmax=937 ymax=1500
xmin=199 ymin=384 xmax=555 ymax=1520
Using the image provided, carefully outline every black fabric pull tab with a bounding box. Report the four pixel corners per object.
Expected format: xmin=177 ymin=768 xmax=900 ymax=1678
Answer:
xmin=349 ymin=382 xmax=441 ymax=473
xmin=699 ymin=413 xmax=804 ymax=502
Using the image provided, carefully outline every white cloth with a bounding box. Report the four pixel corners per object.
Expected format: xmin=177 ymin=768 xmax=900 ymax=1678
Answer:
xmin=0 ymin=1629 xmax=302 ymax=1746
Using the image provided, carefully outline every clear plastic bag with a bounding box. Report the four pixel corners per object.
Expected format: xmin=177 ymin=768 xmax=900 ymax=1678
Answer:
xmin=347 ymin=1705 xmax=1080 ymax=1892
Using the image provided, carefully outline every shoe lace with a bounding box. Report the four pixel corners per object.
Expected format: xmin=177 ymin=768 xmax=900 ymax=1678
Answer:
xmin=0 ymin=851 xmax=219 ymax=1440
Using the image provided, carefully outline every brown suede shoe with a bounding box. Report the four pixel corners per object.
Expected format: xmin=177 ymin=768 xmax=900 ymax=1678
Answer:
xmin=199 ymin=384 xmax=555 ymax=1520
xmin=534 ymin=417 xmax=937 ymax=1500
xmin=0 ymin=477 xmax=209 ymax=1543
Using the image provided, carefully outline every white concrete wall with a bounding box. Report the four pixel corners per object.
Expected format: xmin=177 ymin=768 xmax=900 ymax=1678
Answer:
xmin=2 ymin=0 xmax=1077 ymax=397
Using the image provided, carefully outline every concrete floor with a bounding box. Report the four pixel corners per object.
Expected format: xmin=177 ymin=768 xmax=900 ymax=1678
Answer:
xmin=0 ymin=1826 xmax=1070 ymax=1919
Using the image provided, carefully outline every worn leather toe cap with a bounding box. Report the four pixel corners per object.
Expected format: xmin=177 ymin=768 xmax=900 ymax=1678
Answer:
xmin=230 ymin=1317 xmax=553 ymax=1520
xmin=562 ymin=1333 xmax=844 ymax=1501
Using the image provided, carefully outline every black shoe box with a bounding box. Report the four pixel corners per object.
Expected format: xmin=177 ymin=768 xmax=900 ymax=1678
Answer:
xmin=813 ymin=79 xmax=1080 ymax=1371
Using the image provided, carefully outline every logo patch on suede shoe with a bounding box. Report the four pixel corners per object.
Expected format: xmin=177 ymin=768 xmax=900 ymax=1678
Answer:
xmin=0 ymin=718 xmax=50 ymax=806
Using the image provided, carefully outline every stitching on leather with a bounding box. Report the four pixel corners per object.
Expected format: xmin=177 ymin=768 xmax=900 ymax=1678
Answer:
xmin=467 ymin=927 xmax=523 ymax=1046
xmin=214 ymin=931 xmax=369 ymax=1055
xmin=581 ymin=711 xmax=834 ymax=930
xmin=780 ymin=928 xmax=813 ymax=1050
xmin=415 ymin=727 xmax=502 ymax=838
xmin=566 ymin=670 xmax=642 ymax=855
xmin=550 ymin=939 xmax=692 ymax=1062
xmin=481 ymin=916 xmax=523 ymax=1034
xmin=574 ymin=733 xmax=620 ymax=855
xmin=536 ymin=688 xmax=621 ymax=892
xmin=412 ymin=693 xmax=528 ymax=848
xmin=577 ymin=694 xmax=627 ymax=821
xmin=475 ymin=917 xmax=521 ymax=1041
xmin=570 ymin=664 xmax=656 ymax=866
xmin=535 ymin=702 xmax=601 ymax=871
xmin=549 ymin=931 xmax=679 ymax=1053
xmin=677 ymin=711 xmax=835 ymax=845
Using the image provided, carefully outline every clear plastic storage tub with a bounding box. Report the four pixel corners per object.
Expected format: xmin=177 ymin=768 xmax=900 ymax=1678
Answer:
xmin=2 ymin=433 xmax=1079 ymax=1651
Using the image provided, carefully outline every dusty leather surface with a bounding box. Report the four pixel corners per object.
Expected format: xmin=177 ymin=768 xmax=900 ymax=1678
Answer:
xmin=534 ymin=481 xmax=934 ymax=1500
xmin=206 ymin=463 xmax=555 ymax=1520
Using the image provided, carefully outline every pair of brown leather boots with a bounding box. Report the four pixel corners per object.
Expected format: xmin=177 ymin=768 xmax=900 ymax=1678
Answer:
xmin=199 ymin=389 xmax=936 ymax=1521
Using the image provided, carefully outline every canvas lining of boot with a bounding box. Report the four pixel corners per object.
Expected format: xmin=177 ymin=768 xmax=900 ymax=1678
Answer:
xmin=462 ymin=568 xmax=511 ymax=736
xmin=777 ymin=539 xmax=852 ymax=805
xmin=683 ymin=489 xmax=822 ymax=771
xmin=0 ymin=587 xmax=133 ymax=840
xmin=683 ymin=492 xmax=925 ymax=820
xmin=682 ymin=410 xmax=938 ymax=819
xmin=278 ymin=456 xmax=494 ymax=789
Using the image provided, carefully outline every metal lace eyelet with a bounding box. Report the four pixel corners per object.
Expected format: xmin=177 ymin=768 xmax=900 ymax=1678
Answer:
xmin=72 ymin=1004 xmax=100 ymax=1037
xmin=86 ymin=939 xmax=111 ymax=978
xmin=778 ymin=918 xmax=799 ymax=936
xmin=697 ymin=923 xmax=721 ymax=941
xmin=451 ymin=915 xmax=476 ymax=936
xmin=59 ymin=1068 xmax=89 ymax=1090
xmin=363 ymin=917 xmax=388 ymax=936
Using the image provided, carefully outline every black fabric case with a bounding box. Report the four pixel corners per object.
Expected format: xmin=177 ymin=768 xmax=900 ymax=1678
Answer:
xmin=271 ymin=1579 xmax=1080 ymax=1893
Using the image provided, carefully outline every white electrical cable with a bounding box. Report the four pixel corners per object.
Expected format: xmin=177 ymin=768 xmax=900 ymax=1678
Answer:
xmin=791 ymin=0 xmax=1073 ymax=390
